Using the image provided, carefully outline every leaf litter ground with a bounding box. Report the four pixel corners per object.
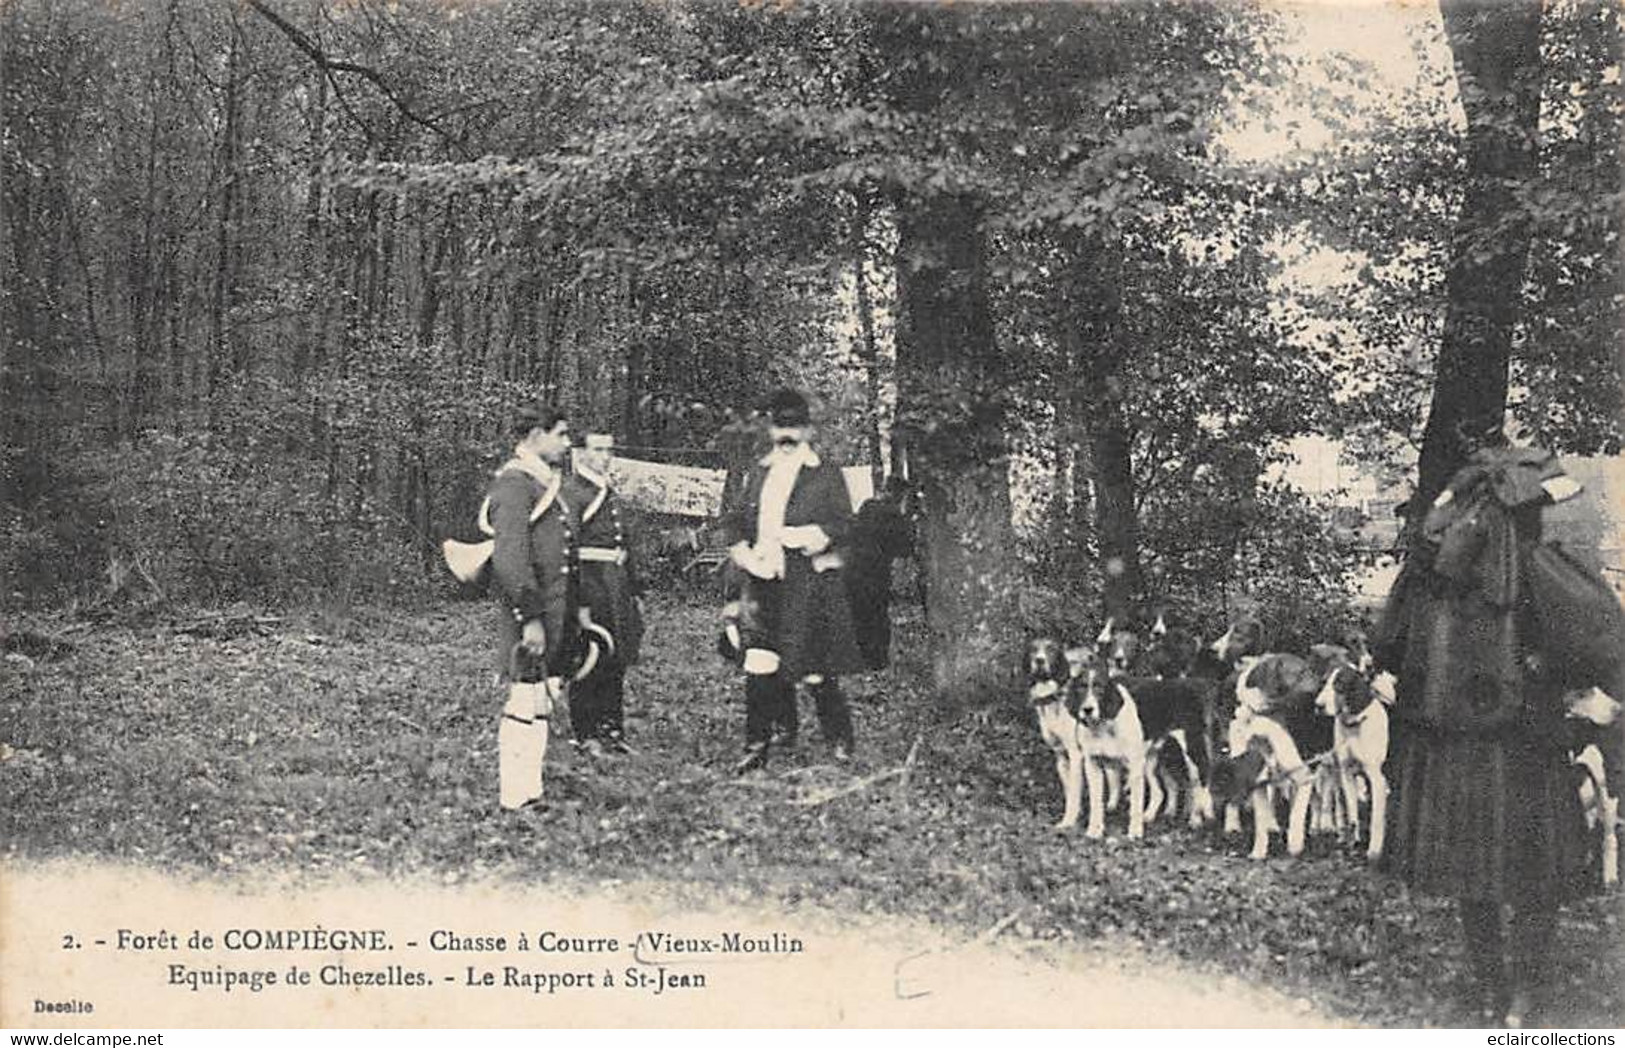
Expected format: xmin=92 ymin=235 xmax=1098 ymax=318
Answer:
xmin=2 ymin=595 xmax=1620 ymax=1027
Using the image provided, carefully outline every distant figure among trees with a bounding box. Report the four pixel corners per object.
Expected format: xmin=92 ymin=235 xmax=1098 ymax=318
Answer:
xmin=846 ymin=475 xmax=915 ymax=671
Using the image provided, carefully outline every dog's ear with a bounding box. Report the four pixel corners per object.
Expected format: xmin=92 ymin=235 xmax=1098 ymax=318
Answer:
xmin=1096 ymin=617 xmax=1116 ymax=646
xmin=1231 ymin=618 xmax=1265 ymax=658
xmin=1240 ymin=656 xmax=1272 ymax=697
xmin=1250 ymin=655 xmax=1296 ymax=701
xmin=1284 ymin=654 xmax=1327 ymax=700
xmin=1102 ymin=681 xmax=1126 ymax=720
xmin=1341 ymin=670 xmax=1373 ymax=715
xmin=1306 ymin=643 xmax=1346 ymax=680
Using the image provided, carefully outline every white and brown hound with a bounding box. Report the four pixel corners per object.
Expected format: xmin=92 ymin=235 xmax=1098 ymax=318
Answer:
xmin=1312 ymin=645 xmax=1393 ymax=862
xmin=1093 ymin=616 xmax=1212 ymax=827
xmin=1098 ymin=616 xmax=1143 ymax=678
xmin=1567 ymin=686 xmax=1620 ymax=888
xmin=1067 ymin=654 xmax=1148 ymax=840
xmin=1026 ymin=637 xmax=1088 ymax=833
xmin=1212 ymin=651 xmax=1328 ymax=859
xmin=1027 ymin=636 xmax=1147 ymax=839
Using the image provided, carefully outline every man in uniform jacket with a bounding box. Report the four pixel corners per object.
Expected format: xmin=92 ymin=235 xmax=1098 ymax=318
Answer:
xmin=562 ymin=431 xmax=645 ymax=755
xmin=487 ymin=403 xmax=582 ymax=809
xmin=721 ymin=388 xmax=865 ymax=772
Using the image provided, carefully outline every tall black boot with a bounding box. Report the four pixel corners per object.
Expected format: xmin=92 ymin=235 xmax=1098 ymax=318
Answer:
xmin=600 ymin=667 xmax=629 ymax=751
xmin=771 ymin=678 xmax=799 ymax=751
xmin=738 ymin=673 xmax=778 ymax=774
xmin=812 ymin=678 xmax=855 ymax=761
xmin=1507 ymin=905 xmax=1556 ymax=1028
xmin=569 ymin=671 xmax=599 ymax=751
xmin=1459 ymin=900 xmax=1506 ymax=1024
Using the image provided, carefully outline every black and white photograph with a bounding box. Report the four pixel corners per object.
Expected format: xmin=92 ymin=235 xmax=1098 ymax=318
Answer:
xmin=2 ymin=0 xmax=1622 ymax=1032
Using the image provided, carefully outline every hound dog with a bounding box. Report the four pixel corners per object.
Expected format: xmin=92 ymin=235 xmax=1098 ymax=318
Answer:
xmin=1210 ymin=651 xmax=1330 ymax=859
xmin=1116 ymin=673 xmax=1216 ymax=828
xmin=1143 ymin=614 xmax=1267 ymax=830
xmin=1206 ymin=615 xmax=1267 ymax=674
xmin=1144 ymin=610 xmax=1203 ymax=680
xmin=1098 ymin=617 xmax=1143 ymax=678
xmin=1066 ymin=653 xmax=1148 ymax=840
xmin=1185 ymin=614 xmax=1267 ymax=771
xmin=1025 ymin=638 xmax=1090 ymax=832
xmin=1081 ymin=619 xmax=1138 ymax=812
xmin=1312 ymin=644 xmax=1393 ymax=862
xmin=1566 ymin=686 xmax=1621 ymax=887
xmin=1093 ymin=616 xmax=1211 ymax=825
xmin=1134 ymin=611 xmax=1220 ymax=826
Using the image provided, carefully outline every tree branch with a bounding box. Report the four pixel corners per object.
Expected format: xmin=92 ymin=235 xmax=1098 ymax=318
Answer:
xmin=245 ymin=0 xmax=472 ymax=159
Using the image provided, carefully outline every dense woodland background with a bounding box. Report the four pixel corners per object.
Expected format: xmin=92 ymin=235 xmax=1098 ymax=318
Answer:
xmin=3 ymin=0 xmax=1621 ymax=700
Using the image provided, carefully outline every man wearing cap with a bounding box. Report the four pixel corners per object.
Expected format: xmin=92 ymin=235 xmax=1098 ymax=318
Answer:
xmin=487 ymin=404 xmax=582 ymax=809
xmin=721 ymin=389 xmax=865 ymax=772
xmin=563 ymin=431 xmax=645 ymax=756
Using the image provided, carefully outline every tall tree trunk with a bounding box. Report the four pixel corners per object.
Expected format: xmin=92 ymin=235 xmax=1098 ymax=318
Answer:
xmin=126 ymin=73 xmax=164 ymax=442
xmin=294 ymin=52 xmax=328 ymax=385
xmin=622 ymin=308 xmax=645 ymax=448
xmin=853 ymin=195 xmax=884 ymax=468
xmin=416 ymin=202 xmax=450 ymax=347
xmin=1414 ymin=0 xmax=1544 ymax=514
xmin=1087 ymin=403 xmax=1140 ymax=622
xmin=1065 ymin=236 xmax=1141 ymax=621
xmin=208 ymin=15 xmax=243 ymax=429
xmin=895 ymin=193 xmax=1020 ymax=705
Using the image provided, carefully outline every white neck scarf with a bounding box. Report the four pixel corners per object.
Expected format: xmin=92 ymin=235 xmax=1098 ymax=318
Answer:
xmin=753 ymin=445 xmax=818 ymax=579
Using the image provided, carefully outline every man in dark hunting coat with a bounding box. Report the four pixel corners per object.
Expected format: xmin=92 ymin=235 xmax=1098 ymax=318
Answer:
xmin=487 ymin=403 xmax=582 ymax=809
xmin=722 ymin=388 xmax=865 ymax=773
xmin=562 ymin=431 xmax=645 ymax=755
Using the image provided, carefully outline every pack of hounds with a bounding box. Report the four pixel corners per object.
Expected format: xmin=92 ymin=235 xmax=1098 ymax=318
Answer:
xmin=1024 ymin=613 xmax=1620 ymax=883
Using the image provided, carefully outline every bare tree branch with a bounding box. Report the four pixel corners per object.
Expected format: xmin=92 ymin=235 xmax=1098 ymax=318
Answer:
xmin=245 ymin=0 xmax=472 ymax=159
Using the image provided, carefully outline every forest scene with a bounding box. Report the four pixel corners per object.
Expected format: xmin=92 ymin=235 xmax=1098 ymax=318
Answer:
xmin=2 ymin=0 xmax=1622 ymax=1030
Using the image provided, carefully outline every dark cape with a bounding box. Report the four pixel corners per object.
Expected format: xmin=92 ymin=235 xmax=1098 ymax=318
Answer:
xmin=1377 ymin=446 xmax=1625 ymax=903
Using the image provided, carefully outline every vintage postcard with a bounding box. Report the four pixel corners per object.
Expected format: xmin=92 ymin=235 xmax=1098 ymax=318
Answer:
xmin=3 ymin=0 xmax=1621 ymax=1031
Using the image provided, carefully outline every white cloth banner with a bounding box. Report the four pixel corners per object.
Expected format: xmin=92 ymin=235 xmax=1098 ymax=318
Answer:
xmin=607 ymin=456 xmax=726 ymax=518
xmin=603 ymin=457 xmax=874 ymax=517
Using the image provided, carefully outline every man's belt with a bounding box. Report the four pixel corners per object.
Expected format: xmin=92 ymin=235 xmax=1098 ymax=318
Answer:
xmin=579 ymin=546 xmax=627 ymax=565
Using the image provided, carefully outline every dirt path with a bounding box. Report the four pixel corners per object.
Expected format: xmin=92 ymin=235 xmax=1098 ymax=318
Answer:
xmin=1 ymin=861 xmax=1349 ymax=1028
